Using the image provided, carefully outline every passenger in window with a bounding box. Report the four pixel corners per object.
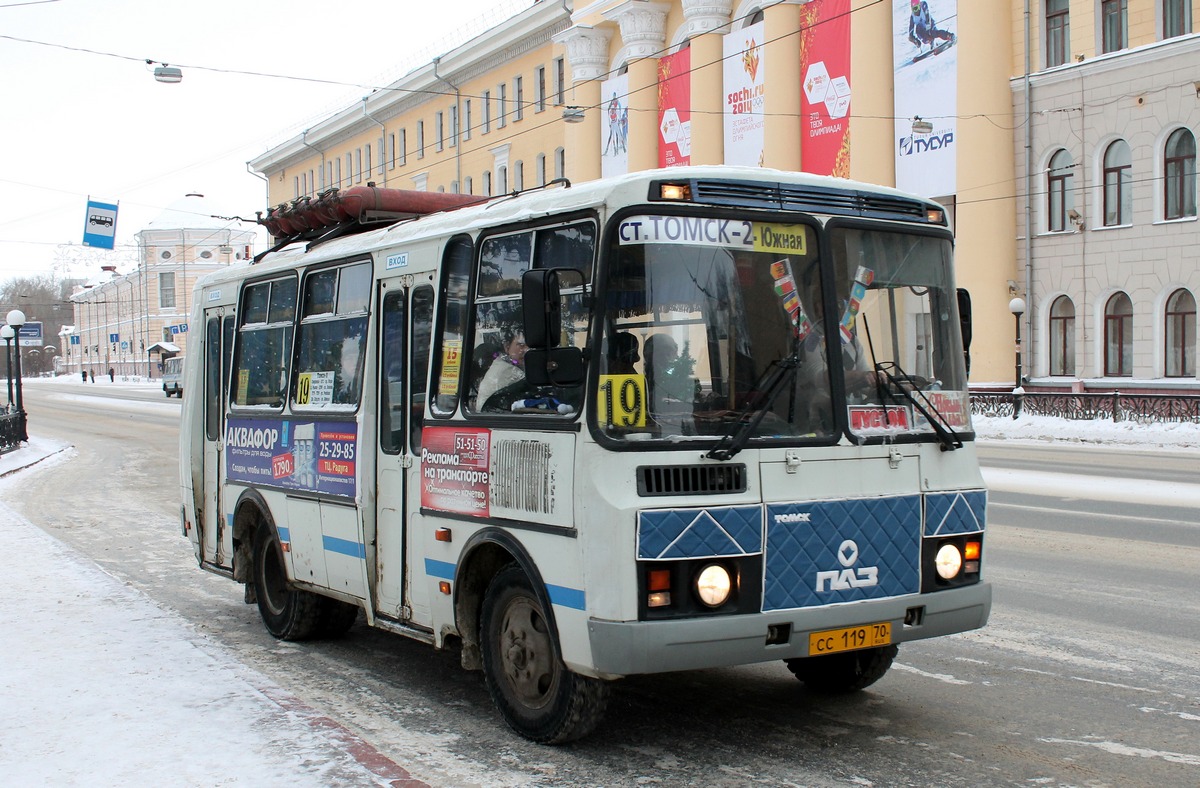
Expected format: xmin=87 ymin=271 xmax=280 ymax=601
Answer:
xmin=476 ymin=328 xmax=529 ymax=411
xmin=645 ymin=334 xmax=695 ymax=419
xmin=607 ymin=332 xmax=640 ymax=376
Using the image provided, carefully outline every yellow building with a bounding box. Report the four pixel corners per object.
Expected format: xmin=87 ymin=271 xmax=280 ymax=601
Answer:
xmin=249 ymin=0 xmax=1199 ymax=391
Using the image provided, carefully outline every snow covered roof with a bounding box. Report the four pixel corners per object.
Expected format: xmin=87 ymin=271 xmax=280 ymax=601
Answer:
xmin=147 ymin=341 xmax=181 ymax=354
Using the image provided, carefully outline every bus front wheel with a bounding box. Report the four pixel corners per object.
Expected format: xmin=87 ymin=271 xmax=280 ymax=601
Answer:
xmin=253 ymin=527 xmax=323 ymax=640
xmin=784 ymin=644 xmax=898 ymax=693
xmin=479 ymin=566 xmax=609 ymax=744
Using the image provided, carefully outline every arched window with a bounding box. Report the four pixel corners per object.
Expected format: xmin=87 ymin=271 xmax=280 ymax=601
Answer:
xmin=1104 ymin=292 xmax=1133 ymax=376
xmin=554 ymin=147 xmax=565 ymax=181
xmin=1165 ymin=289 xmax=1196 ymax=377
xmin=1165 ymin=128 xmax=1196 ymax=220
xmin=1048 ymin=148 xmax=1075 ymax=232
xmin=536 ymin=154 xmax=546 ymax=186
xmin=1102 ymin=140 xmax=1132 ymax=226
xmin=1049 ymin=295 xmax=1075 ymax=375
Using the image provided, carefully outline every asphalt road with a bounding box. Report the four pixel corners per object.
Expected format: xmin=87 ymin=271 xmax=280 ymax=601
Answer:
xmin=9 ymin=378 xmax=1200 ymax=786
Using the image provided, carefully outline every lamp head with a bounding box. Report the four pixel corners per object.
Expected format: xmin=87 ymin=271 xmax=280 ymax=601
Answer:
xmin=1008 ymin=297 xmax=1026 ymax=317
xmin=6 ymin=309 xmax=25 ymax=328
xmin=0 ymin=325 xmax=13 ymax=340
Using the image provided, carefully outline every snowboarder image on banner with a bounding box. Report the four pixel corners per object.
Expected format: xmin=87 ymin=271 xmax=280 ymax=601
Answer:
xmin=907 ymin=0 xmax=955 ymax=54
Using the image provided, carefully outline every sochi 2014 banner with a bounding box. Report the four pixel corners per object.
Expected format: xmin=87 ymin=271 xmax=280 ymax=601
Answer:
xmin=600 ymin=73 xmax=629 ymax=178
xmin=893 ymin=0 xmax=958 ymax=197
xmin=800 ymin=0 xmax=851 ymax=177
xmin=723 ymin=20 xmax=766 ymax=167
xmin=658 ymin=48 xmax=692 ymax=168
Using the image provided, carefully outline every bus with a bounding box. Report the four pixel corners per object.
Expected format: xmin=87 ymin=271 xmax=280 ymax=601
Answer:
xmin=162 ymin=356 xmax=185 ymax=397
xmin=179 ymin=166 xmax=990 ymax=744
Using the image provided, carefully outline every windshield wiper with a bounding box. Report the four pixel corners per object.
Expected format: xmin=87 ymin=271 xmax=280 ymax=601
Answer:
xmin=705 ymin=352 xmax=802 ymax=461
xmin=873 ymin=361 xmax=962 ymax=451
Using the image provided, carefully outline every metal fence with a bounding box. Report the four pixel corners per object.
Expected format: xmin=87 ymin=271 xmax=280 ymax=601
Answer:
xmin=971 ymin=391 xmax=1200 ymax=423
xmin=0 ymin=411 xmax=23 ymax=454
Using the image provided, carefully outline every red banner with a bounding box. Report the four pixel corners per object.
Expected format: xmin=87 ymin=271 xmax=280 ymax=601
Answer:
xmin=800 ymin=0 xmax=851 ymax=177
xmin=420 ymin=426 xmax=491 ymax=517
xmin=658 ymin=49 xmax=691 ymax=168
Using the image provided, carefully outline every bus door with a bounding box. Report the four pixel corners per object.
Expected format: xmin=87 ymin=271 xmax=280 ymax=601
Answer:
xmin=202 ymin=308 xmax=232 ymax=565
xmin=375 ymin=280 xmax=434 ymax=619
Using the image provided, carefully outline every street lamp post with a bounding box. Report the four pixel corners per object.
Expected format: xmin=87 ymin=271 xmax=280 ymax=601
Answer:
xmin=1009 ymin=297 xmax=1026 ymax=420
xmin=6 ymin=309 xmax=27 ymax=440
xmin=1 ymin=325 xmax=13 ymax=409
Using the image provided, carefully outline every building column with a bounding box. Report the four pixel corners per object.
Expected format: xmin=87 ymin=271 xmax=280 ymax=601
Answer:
xmin=681 ymin=0 xmax=733 ymax=165
xmin=555 ymin=25 xmax=612 ymax=184
xmin=604 ymin=1 xmax=671 ymax=173
xmin=763 ymin=0 xmax=803 ymax=172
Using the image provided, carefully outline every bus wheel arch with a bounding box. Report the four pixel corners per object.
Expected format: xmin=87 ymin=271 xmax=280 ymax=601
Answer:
xmin=231 ymin=490 xmax=275 ymax=584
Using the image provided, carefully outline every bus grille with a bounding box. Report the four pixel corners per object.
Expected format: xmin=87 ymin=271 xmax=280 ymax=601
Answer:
xmin=637 ymin=464 xmax=747 ymax=497
xmin=490 ymin=439 xmax=554 ymax=514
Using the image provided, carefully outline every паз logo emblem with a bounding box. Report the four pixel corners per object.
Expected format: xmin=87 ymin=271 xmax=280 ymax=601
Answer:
xmin=815 ymin=539 xmax=879 ymax=592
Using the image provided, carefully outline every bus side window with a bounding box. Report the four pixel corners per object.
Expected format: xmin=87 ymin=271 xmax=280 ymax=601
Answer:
xmin=431 ymin=235 xmax=473 ymax=417
xmin=232 ymin=277 xmax=297 ymax=408
xmin=379 ymin=288 xmax=406 ymax=454
xmin=410 ymin=285 xmax=434 ymax=452
xmin=204 ymin=318 xmax=221 ymax=440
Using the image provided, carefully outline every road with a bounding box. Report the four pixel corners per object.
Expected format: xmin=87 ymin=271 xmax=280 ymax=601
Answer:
xmin=8 ymin=378 xmax=1200 ymax=786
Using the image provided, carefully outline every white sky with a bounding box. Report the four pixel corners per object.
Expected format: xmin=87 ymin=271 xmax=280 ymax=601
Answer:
xmin=0 ymin=0 xmax=533 ymax=283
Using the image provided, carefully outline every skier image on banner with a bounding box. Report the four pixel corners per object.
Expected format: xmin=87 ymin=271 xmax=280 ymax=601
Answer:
xmin=907 ymin=0 xmax=955 ymax=54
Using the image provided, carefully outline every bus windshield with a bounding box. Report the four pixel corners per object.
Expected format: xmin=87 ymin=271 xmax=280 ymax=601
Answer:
xmin=596 ymin=215 xmax=969 ymax=446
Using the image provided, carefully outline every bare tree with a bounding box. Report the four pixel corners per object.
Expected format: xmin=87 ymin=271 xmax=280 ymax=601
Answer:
xmin=0 ymin=274 xmax=78 ymax=376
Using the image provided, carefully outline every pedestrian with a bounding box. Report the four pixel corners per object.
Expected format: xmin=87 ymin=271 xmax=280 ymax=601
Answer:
xmin=89 ymin=370 xmax=94 ymax=383
xmin=108 ymin=367 xmax=115 ymax=382
xmin=80 ymin=369 xmax=87 ymax=384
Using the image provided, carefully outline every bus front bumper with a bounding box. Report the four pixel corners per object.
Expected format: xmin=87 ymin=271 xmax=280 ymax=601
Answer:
xmin=586 ymin=582 xmax=991 ymax=677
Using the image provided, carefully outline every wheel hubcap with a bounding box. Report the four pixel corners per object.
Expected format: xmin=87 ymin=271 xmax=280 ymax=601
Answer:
xmin=499 ymin=596 xmax=556 ymax=708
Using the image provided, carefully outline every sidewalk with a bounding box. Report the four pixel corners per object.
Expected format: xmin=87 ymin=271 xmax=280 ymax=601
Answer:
xmin=0 ymin=438 xmax=426 ymax=788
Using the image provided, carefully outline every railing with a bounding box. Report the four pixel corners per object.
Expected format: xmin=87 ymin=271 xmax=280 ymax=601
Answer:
xmin=971 ymin=391 xmax=1200 ymax=423
xmin=0 ymin=411 xmax=23 ymax=454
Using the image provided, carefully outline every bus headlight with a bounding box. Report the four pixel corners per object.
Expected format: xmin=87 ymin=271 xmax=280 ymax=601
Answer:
xmin=934 ymin=543 xmax=963 ymax=579
xmin=695 ymin=564 xmax=732 ymax=607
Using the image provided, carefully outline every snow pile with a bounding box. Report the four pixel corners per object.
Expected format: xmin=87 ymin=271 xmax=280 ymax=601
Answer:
xmin=973 ymin=413 xmax=1200 ymax=450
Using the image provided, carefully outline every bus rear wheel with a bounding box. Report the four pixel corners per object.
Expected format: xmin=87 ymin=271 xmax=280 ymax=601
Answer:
xmin=480 ymin=566 xmax=609 ymax=744
xmin=253 ymin=527 xmax=323 ymax=640
xmin=785 ymin=644 xmax=898 ymax=693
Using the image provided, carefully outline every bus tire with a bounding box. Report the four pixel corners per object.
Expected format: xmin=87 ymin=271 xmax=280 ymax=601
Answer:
xmin=784 ymin=644 xmax=898 ymax=693
xmin=315 ymin=598 xmax=359 ymax=637
xmin=253 ymin=527 xmax=323 ymax=640
xmin=480 ymin=566 xmax=609 ymax=744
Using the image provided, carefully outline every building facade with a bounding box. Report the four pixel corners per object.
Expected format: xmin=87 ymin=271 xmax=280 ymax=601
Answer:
xmin=67 ymin=194 xmax=256 ymax=378
xmin=248 ymin=0 xmax=1200 ymax=392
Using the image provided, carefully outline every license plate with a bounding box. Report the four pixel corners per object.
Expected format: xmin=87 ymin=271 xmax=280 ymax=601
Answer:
xmin=808 ymin=622 xmax=892 ymax=656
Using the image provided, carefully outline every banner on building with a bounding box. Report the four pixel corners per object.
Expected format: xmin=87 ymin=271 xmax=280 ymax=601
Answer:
xmin=82 ymin=198 xmax=118 ymax=250
xmin=658 ymin=48 xmax=692 ymax=168
xmin=800 ymin=0 xmax=852 ymax=177
xmin=600 ymin=73 xmax=630 ymax=178
xmin=893 ymin=0 xmax=958 ymax=197
xmin=723 ymin=20 xmax=766 ymax=167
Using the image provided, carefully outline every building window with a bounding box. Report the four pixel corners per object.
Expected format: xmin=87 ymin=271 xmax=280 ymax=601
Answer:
xmin=399 ymin=129 xmax=407 ymax=166
xmin=482 ymin=90 xmax=491 ymax=133
xmin=554 ymin=57 xmax=566 ymax=105
xmin=1046 ymin=0 xmax=1069 ymax=67
xmin=514 ymin=160 xmax=524 ymax=192
xmin=450 ymin=105 xmax=458 ymax=148
xmin=417 ymin=121 xmax=425 ymax=159
xmin=1102 ymin=139 xmax=1132 ymax=226
xmin=465 ymin=176 xmax=473 ymax=195
xmin=1049 ymin=295 xmax=1075 ymax=376
xmin=1165 ymin=289 xmax=1197 ymax=377
xmin=514 ymin=76 xmax=524 ymax=121
xmin=464 ymin=100 xmax=472 ymax=141
xmin=498 ymin=83 xmax=508 ymax=128
xmin=436 ymin=111 xmax=445 ymax=152
xmin=536 ymin=153 xmax=546 ymax=186
xmin=344 ymin=154 xmax=352 ymax=183
xmin=366 ymin=144 xmax=373 ymax=176
xmin=498 ymin=165 xmax=508 ymax=195
xmin=356 ymin=149 xmax=363 ymax=182
xmin=1047 ymin=148 xmax=1075 ymax=232
xmin=1104 ymin=292 xmax=1133 ymax=376
xmin=555 ymin=147 xmax=565 ymax=180
xmin=1164 ymin=0 xmax=1191 ymax=38
xmin=336 ymin=157 xmax=343 ymax=186
xmin=484 ymin=170 xmax=492 ymax=197
xmin=1165 ymin=127 xmax=1197 ymax=220
xmin=536 ymin=66 xmax=546 ymax=112
xmin=159 ymin=272 xmax=177 ymax=309
xmin=1101 ymin=0 xmax=1127 ymax=53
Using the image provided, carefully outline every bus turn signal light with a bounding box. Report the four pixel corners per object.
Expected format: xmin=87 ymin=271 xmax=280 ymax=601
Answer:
xmin=964 ymin=541 xmax=981 ymax=561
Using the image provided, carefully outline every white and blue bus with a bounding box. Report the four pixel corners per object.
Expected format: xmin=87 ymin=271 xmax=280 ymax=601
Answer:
xmin=179 ymin=166 xmax=989 ymax=743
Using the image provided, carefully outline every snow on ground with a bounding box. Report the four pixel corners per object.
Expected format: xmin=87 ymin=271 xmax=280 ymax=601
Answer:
xmin=973 ymin=413 xmax=1200 ymax=452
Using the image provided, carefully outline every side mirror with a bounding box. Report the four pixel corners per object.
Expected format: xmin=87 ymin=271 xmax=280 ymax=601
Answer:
xmin=956 ymin=287 xmax=972 ymax=376
xmin=522 ymin=268 xmax=585 ymax=387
